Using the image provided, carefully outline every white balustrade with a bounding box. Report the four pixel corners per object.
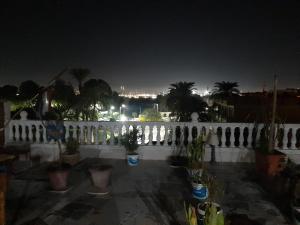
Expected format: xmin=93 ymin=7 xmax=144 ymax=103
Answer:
xmin=6 ymin=119 xmax=300 ymax=151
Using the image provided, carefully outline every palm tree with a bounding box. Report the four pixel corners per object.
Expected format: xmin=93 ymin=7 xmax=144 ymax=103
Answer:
xmin=166 ymin=82 xmax=206 ymax=121
xmin=212 ymin=81 xmax=240 ymax=101
xmin=211 ymin=81 xmax=240 ymax=122
xmin=69 ymin=68 xmax=90 ymax=93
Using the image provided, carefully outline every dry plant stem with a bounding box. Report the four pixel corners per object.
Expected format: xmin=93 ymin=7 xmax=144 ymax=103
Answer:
xmin=268 ymin=74 xmax=277 ymax=152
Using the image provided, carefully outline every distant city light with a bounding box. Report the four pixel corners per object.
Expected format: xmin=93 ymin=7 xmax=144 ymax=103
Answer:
xmin=192 ymin=90 xmax=198 ymax=95
xmin=119 ymin=93 xmax=157 ymax=99
xmin=120 ymin=115 xmax=127 ymax=121
xmin=110 ymin=106 xmax=115 ymax=110
xmin=204 ymin=90 xmax=209 ymax=96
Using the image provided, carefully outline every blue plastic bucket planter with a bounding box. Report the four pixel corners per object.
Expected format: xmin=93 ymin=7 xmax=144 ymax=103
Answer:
xmin=127 ymin=154 xmax=139 ymax=166
xmin=192 ymin=182 xmax=208 ymax=200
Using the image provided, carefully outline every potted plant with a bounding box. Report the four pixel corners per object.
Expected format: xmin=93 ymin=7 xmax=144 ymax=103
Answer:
xmin=186 ymin=135 xmax=206 ymax=178
xmin=255 ymin=75 xmax=287 ymax=177
xmin=44 ymin=111 xmax=71 ymax=191
xmin=255 ymin=122 xmax=287 ymax=177
xmin=88 ymin=164 xmax=113 ymax=195
xmin=121 ymin=127 xmax=140 ymax=166
xmin=61 ymin=137 xmax=80 ymax=166
xmin=47 ymin=162 xmax=71 ymax=191
xmin=197 ymin=175 xmax=225 ymax=225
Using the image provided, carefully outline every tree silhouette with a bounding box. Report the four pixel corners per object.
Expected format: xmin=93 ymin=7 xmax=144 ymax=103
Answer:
xmin=0 ymin=85 xmax=18 ymax=101
xmin=18 ymin=80 xmax=40 ymax=101
xmin=212 ymin=81 xmax=240 ymax=100
xmin=77 ymin=79 xmax=112 ymax=120
xmin=70 ymin=68 xmax=90 ymax=93
xmin=166 ymin=82 xmax=207 ymax=121
xmin=51 ymin=79 xmax=76 ymax=119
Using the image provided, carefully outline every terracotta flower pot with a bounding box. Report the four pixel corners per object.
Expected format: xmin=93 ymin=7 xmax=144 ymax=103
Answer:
xmin=0 ymin=191 xmax=5 ymax=225
xmin=0 ymin=173 xmax=8 ymax=193
xmin=255 ymin=150 xmax=287 ymax=177
xmin=89 ymin=165 xmax=112 ymax=193
xmin=47 ymin=163 xmax=71 ymax=191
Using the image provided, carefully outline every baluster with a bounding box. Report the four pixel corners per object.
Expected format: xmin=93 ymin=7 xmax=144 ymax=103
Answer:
xmin=197 ymin=125 xmax=201 ymax=138
xmin=110 ymin=126 xmax=114 ymax=146
xmin=172 ymin=125 xmax=176 ymax=146
xmin=91 ymin=125 xmax=95 ymax=144
xmin=253 ymin=127 xmax=261 ymax=148
xmin=148 ymin=125 xmax=153 ymax=145
xmin=157 ymin=125 xmax=161 ymax=145
xmin=239 ymin=126 xmax=244 ymax=147
xmin=140 ymin=125 xmax=145 ymax=145
xmin=9 ymin=123 xmax=14 ymax=141
xmin=102 ymin=126 xmax=107 ymax=145
xmin=65 ymin=125 xmax=70 ymax=140
xmin=220 ymin=126 xmax=226 ymax=148
xmin=73 ymin=125 xmax=77 ymax=140
xmin=36 ymin=125 xmax=41 ymax=143
xmin=164 ymin=125 xmax=169 ymax=146
xmin=86 ymin=124 xmax=91 ymax=144
xmin=41 ymin=124 xmax=46 ymax=143
xmin=28 ymin=124 xmax=33 ymax=142
xmin=291 ymin=128 xmax=297 ymax=149
xmin=188 ymin=125 xmax=193 ymax=143
xmin=230 ymin=127 xmax=235 ymax=147
xmin=15 ymin=123 xmax=20 ymax=141
xmin=117 ymin=125 xmax=122 ymax=146
xmin=94 ymin=125 xmax=99 ymax=145
xmin=246 ymin=126 xmax=252 ymax=148
xmin=20 ymin=124 xmax=26 ymax=141
xmin=79 ymin=126 xmax=84 ymax=144
xmin=179 ymin=125 xmax=184 ymax=146
xmin=282 ymin=128 xmax=288 ymax=149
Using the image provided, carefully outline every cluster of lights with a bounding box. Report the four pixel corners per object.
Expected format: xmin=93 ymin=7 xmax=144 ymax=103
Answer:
xmin=192 ymin=89 xmax=210 ymax=96
xmin=119 ymin=93 xmax=157 ymax=99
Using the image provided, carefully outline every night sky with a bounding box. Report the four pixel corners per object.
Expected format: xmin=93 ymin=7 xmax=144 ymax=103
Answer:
xmin=0 ymin=0 xmax=299 ymax=93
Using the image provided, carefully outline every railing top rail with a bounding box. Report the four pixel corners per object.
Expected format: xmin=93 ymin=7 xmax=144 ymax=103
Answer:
xmin=9 ymin=119 xmax=300 ymax=126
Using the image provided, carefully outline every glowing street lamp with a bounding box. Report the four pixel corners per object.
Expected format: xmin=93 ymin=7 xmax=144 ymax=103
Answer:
xmin=119 ymin=104 xmax=126 ymax=115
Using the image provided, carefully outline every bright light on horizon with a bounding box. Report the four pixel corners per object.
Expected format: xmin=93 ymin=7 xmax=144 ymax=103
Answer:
xmin=120 ymin=115 xmax=127 ymax=122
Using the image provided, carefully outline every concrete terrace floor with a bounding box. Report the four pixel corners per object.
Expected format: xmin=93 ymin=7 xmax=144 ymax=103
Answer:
xmin=5 ymin=159 xmax=292 ymax=225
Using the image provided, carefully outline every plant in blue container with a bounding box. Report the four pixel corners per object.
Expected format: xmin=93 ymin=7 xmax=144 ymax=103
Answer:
xmin=187 ymin=135 xmax=206 ymax=178
xmin=191 ymin=172 xmax=209 ymax=200
xmin=121 ymin=127 xmax=140 ymax=166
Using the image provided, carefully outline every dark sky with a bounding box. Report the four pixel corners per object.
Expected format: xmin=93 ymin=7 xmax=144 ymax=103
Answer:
xmin=0 ymin=0 xmax=299 ymax=93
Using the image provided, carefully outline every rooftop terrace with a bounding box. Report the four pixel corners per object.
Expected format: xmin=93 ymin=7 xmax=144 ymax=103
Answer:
xmin=5 ymin=159 xmax=291 ymax=225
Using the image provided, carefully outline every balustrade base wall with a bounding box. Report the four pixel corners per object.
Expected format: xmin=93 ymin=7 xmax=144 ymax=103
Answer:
xmin=29 ymin=143 xmax=256 ymax=162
